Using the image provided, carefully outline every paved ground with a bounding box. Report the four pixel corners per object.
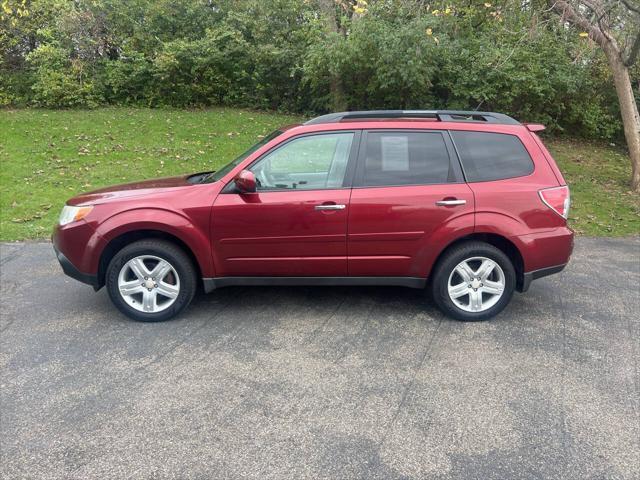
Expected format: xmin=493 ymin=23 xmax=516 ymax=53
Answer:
xmin=1 ymin=237 xmax=639 ymax=479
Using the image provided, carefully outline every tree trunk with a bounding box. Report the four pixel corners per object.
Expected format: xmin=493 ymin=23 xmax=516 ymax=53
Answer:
xmin=605 ymin=47 xmax=640 ymax=191
xmin=318 ymin=0 xmax=348 ymax=112
xmin=330 ymin=76 xmax=347 ymax=112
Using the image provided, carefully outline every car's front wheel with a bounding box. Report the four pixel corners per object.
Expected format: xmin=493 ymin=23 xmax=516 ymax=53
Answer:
xmin=105 ymin=239 xmax=197 ymax=322
xmin=430 ymin=241 xmax=516 ymax=321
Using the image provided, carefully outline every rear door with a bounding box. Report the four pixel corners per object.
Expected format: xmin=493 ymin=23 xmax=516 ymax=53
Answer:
xmin=211 ymin=131 xmax=359 ymax=277
xmin=347 ymin=129 xmax=475 ymax=277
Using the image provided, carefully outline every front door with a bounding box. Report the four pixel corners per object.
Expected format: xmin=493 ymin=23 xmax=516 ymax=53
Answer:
xmin=211 ymin=131 xmax=358 ymax=277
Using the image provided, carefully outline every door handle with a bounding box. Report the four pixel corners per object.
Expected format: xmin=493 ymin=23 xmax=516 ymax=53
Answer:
xmin=435 ymin=199 xmax=466 ymax=206
xmin=315 ymin=204 xmax=346 ymax=211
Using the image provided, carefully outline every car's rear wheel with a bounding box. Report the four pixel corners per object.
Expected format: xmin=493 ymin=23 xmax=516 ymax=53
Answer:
xmin=430 ymin=241 xmax=515 ymax=321
xmin=106 ymin=239 xmax=197 ymax=322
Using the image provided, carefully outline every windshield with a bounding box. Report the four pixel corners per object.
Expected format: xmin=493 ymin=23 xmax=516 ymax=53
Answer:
xmin=206 ymin=130 xmax=283 ymax=182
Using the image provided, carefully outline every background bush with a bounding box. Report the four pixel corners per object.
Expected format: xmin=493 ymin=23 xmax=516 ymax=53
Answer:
xmin=1 ymin=0 xmax=635 ymax=140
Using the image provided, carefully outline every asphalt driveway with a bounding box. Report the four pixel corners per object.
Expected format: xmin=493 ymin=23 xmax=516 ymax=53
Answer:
xmin=1 ymin=237 xmax=639 ymax=479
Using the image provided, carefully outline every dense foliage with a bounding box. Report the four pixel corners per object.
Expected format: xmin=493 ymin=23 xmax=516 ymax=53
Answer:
xmin=1 ymin=0 xmax=636 ymax=139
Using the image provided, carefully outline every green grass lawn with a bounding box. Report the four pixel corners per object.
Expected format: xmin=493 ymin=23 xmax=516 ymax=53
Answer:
xmin=1 ymin=108 xmax=638 ymax=240
xmin=546 ymin=138 xmax=639 ymax=236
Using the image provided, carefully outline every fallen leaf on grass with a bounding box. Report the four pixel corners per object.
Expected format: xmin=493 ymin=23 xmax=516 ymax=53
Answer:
xmin=11 ymin=212 xmax=43 ymax=223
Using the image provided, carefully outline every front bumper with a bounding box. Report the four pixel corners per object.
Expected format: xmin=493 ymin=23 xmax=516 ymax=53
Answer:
xmin=53 ymin=245 xmax=100 ymax=289
xmin=52 ymin=217 xmax=106 ymax=289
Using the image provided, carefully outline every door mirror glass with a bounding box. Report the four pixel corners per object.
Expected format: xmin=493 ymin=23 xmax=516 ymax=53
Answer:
xmin=234 ymin=170 xmax=257 ymax=193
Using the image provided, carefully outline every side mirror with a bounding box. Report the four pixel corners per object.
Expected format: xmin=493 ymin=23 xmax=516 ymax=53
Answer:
xmin=234 ymin=170 xmax=257 ymax=193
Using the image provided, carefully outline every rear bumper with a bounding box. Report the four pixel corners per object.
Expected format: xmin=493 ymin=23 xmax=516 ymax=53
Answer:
xmin=519 ymin=263 xmax=566 ymax=292
xmin=53 ymin=245 xmax=99 ymax=289
xmin=516 ymin=227 xmax=574 ymax=269
xmin=513 ymin=226 xmax=573 ymax=292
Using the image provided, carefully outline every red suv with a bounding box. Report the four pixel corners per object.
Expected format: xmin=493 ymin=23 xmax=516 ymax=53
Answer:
xmin=53 ymin=110 xmax=573 ymax=322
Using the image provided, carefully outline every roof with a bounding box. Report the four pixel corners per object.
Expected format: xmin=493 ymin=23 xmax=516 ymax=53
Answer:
xmin=304 ymin=110 xmax=520 ymax=126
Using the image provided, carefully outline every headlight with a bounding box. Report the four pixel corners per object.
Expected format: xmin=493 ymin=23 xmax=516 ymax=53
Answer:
xmin=59 ymin=205 xmax=93 ymax=226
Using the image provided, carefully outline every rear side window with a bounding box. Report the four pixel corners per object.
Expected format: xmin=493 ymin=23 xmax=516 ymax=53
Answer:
xmin=450 ymin=131 xmax=534 ymax=182
xmin=356 ymin=131 xmax=457 ymax=187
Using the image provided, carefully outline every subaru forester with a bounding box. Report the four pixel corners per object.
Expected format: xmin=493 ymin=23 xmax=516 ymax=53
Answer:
xmin=53 ymin=110 xmax=574 ymax=322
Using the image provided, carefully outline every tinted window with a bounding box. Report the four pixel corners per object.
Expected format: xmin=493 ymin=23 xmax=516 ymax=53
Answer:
xmin=451 ymin=131 xmax=534 ymax=182
xmin=358 ymin=131 xmax=454 ymax=187
xmin=249 ymin=132 xmax=354 ymax=190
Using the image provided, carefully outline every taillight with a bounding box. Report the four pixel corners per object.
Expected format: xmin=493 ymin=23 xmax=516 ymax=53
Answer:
xmin=539 ymin=186 xmax=570 ymax=219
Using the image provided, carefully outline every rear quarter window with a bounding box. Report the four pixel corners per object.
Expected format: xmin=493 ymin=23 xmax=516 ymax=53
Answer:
xmin=450 ymin=131 xmax=534 ymax=182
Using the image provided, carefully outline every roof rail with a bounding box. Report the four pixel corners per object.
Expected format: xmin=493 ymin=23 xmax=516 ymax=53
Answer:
xmin=304 ymin=110 xmax=520 ymax=125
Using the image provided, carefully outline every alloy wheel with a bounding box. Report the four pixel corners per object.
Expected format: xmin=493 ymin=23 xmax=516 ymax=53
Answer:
xmin=117 ymin=255 xmax=180 ymax=313
xmin=447 ymin=256 xmax=506 ymax=312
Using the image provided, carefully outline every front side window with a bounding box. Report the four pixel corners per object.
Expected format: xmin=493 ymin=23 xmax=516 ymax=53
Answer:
xmin=249 ymin=132 xmax=354 ymax=190
xmin=357 ymin=131 xmax=455 ymax=187
xmin=450 ymin=131 xmax=534 ymax=182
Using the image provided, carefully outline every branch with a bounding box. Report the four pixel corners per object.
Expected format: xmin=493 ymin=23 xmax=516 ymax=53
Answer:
xmin=620 ymin=0 xmax=640 ymax=16
xmin=550 ymin=0 xmax=614 ymax=48
xmin=579 ymin=0 xmax=611 ymax=37
xmin=623 ymin=31 xmax=640 ymax=66
xmin=580 ymin=0 xmax=604 ymax=14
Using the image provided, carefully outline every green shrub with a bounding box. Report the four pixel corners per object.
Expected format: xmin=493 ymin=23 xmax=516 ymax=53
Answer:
xmin=26 ymin=45 xmax=102 ymax=108
xmin=0 ymin=0 xmax=627 ymax=141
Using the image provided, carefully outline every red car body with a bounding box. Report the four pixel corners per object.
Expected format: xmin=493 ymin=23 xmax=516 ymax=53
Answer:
xmin=53 ymin=111 xmax=573 ymax=317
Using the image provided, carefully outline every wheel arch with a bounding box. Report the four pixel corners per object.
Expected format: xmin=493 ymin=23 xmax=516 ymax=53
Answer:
xmin=97 ymin=230 xmax=204 ymax=290
xmin=430 ymin=232 xmax=526 ymax=292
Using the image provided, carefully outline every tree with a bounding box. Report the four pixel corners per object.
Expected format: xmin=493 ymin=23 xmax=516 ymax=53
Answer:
xmin=549 ymin=0 xmax=640 ymax=190
xmin=315 ymin=0 xmax=367 ymax=111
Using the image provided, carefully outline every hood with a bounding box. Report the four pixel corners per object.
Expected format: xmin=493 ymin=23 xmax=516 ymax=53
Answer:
xmin=67 ymin=173 xmax=209 ymax=206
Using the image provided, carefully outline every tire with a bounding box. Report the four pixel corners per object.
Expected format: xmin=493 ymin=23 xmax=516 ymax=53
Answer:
xmin=430 ymin=241 xmax=516 ymax=322
xmin=106 ymin=239 xmax=197 ymax=322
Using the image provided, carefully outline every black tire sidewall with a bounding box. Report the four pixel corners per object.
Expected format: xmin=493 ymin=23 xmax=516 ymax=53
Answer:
xmin=106 ymin=240 xmax=197 ymax=322
xmin=431 ymin=242 xmax=516 ymax=322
